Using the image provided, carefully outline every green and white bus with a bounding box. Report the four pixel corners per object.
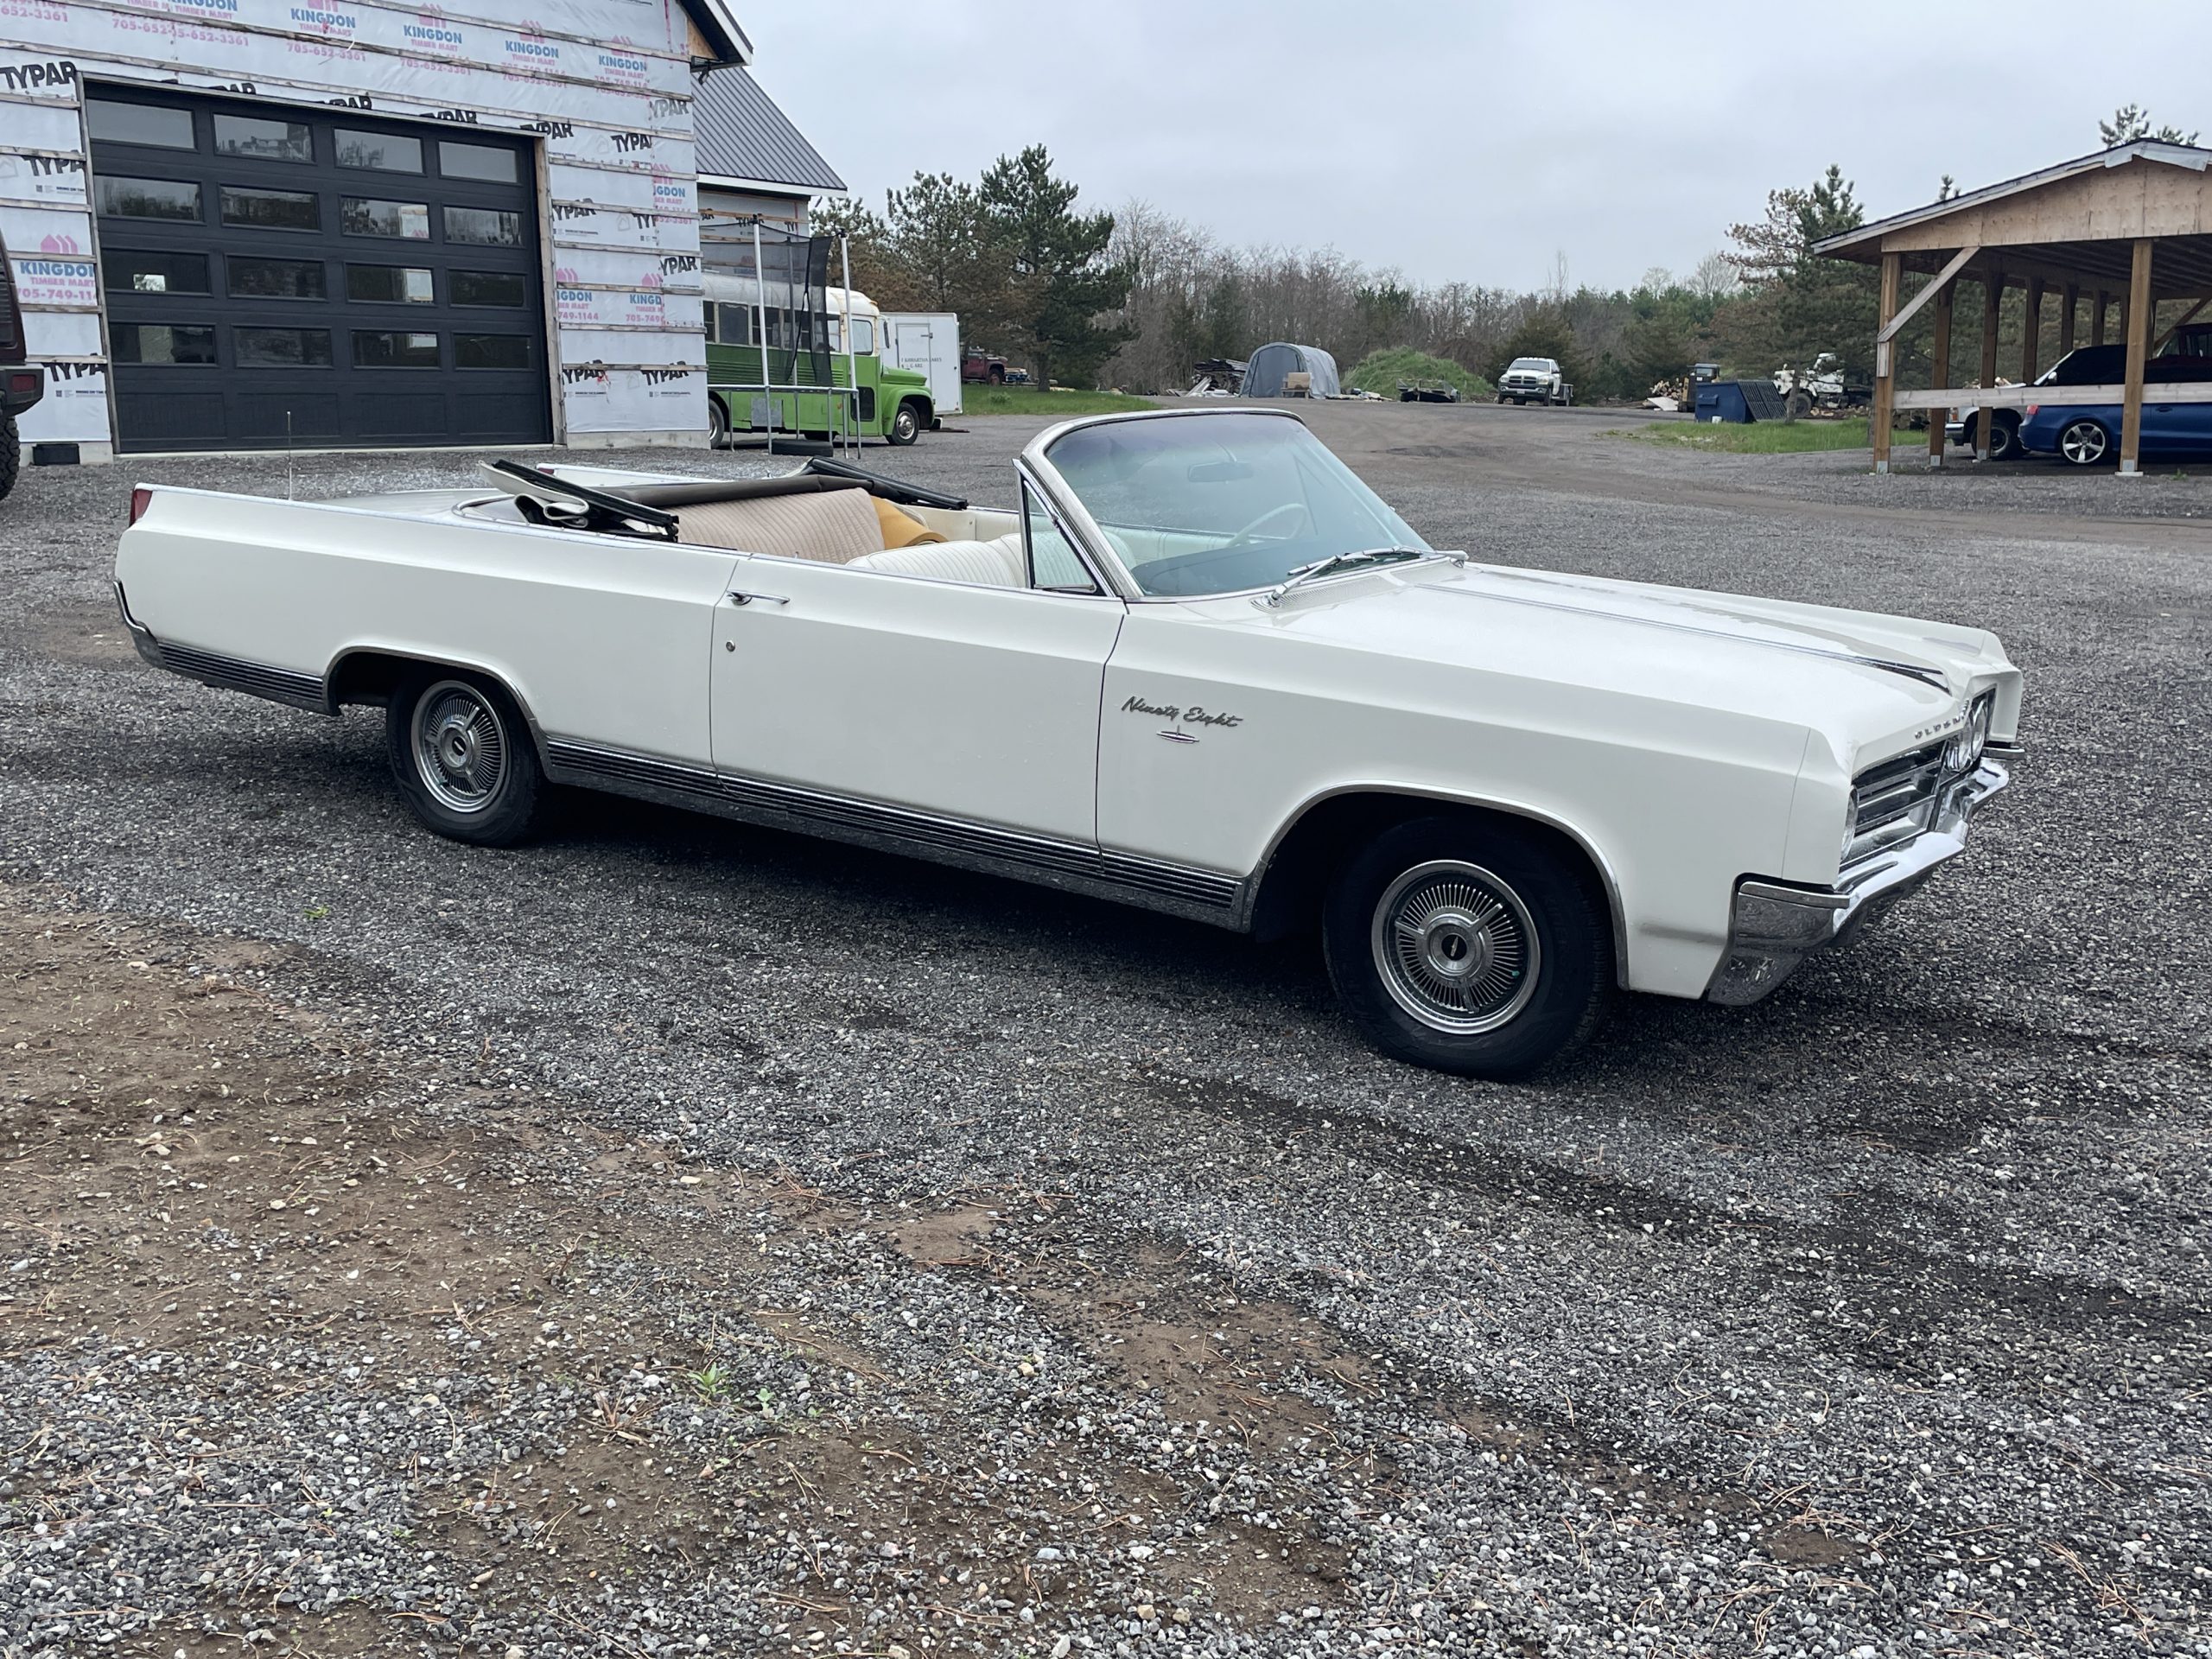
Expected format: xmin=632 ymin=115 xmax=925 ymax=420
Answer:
xmin=702 ymin=274 xmax=935 ymax=447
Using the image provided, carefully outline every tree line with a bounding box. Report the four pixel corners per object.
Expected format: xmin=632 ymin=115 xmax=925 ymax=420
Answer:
xmin=822 ymin=105 xmax=2196 ymax=399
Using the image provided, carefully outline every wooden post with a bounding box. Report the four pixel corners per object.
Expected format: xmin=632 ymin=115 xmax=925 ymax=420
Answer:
xmin=2022 ymin=277 xmax=2044 ymax=384
xmin=1975 ymin=266 xmax=2004 ymax=459
xmin=1872 ymin=251 xmax=1900 ymax=473
xmin=2119 ymin=238 xmax=2153 ymax=475
xmin=1929 ymin=277 xmax=1955 ymax=467
xmin=2093 ymin=289 xmax=2108 ymax=346
xmin=2060 ymin=283 xmax=2078 ymax=355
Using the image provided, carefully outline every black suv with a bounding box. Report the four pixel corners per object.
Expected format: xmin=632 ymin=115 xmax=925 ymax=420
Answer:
xmin=0 ymin=226 xmax=43 ymax=500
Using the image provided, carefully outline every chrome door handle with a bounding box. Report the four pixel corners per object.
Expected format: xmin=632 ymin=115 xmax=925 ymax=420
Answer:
xmin=728 ymin=590 xmax=789 ymax=607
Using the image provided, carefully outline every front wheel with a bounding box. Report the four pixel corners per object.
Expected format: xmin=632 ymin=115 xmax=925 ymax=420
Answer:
xmin=2057 ymin=418 xmax=2111 ymax=467
xmin=1986 ymin=414 xmax=2020 ymax=461
xmin=1323 ymin=817 xmax=1611 ymax=1078
xmin=888 ymin=401 xmax=924 ymax=446
xmin=386 ymin=668 xmax=543 ymax=846
xmin=707 ymin=395 xmax=729 ymax=449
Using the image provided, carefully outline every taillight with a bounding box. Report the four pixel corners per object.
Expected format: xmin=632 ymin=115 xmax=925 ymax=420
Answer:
xmin=4 ymin=370 xmax=35 ymax=397
xmin=2024 ymin=404 xmax=2038 ymax=418
xmin=129 ymin=486 xmax=152 ymax=525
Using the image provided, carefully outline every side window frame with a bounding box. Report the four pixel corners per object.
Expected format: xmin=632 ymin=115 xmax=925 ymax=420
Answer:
xmin=1020 ymin=474 xmax=1105 ymax=596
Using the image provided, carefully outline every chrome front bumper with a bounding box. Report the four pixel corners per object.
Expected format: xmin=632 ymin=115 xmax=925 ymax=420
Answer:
xmin=1705 ymin=759 xmax=2011 ymax=1007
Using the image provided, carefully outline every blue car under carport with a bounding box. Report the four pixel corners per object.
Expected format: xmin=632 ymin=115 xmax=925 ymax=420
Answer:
xmin=2017 ymin=339 xmax=2212 ymax=466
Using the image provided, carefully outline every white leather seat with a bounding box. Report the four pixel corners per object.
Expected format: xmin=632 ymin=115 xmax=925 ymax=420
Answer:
xmin=848 ymin=533 xmax=1025 ymax=588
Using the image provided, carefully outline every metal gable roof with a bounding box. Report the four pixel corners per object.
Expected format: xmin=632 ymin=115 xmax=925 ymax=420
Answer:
xmin=1815 ymin=141 xmax=2212 ymax=258
xmin=692 ymin=67 xmax=846 ymax=195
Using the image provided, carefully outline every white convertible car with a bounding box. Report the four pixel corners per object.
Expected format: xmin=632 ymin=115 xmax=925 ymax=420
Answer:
xmin=113 ymin=409 xmax=2021 ymax=1077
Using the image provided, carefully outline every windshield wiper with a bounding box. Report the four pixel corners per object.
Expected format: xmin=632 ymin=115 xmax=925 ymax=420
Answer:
xmin=1257 ymin=546 xmax=1435 ymax=609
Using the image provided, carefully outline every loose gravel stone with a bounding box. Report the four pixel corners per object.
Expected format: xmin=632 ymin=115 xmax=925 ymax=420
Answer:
xmin=0 ymin=404 xmax=2206 ymax=1656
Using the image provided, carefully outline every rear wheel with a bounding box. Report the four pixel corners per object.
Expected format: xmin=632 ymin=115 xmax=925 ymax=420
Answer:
xmin=1986 ymin=413 xmax=2020 ymax=461
xmin=1323 ymin=816 xmax=1611 ymax=1078
xmin=708 ymin=396 xmax=729 ymax=448
xmin=2057 ymin=418 xmax=2111 ymax=467
xmin=888 ymin=400 xmax=924 ymax=446
xmin=1783 ymin=389 xmax=1813 ymax=422
xmin=385 ymin=667 xmax=543 ymax=846
xmin=0 ymin=414 xmax=18 ymax=500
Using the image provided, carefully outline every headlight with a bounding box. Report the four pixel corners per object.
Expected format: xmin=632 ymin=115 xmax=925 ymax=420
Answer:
xmin=1945 ymin=693 xmax=1993 ymax=774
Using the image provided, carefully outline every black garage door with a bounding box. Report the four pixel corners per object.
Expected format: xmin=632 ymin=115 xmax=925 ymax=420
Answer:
xmin=89 ymin=86 xmax=550 ymax=453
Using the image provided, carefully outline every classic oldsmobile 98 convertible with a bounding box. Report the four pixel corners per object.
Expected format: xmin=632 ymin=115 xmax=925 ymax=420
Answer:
xmin=113 ymin=409 xmax=2021 ymax=1077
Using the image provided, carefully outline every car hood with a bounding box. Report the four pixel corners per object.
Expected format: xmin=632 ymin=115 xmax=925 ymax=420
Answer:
xmin=1201 ymin=558 xmax=2019 ymax=774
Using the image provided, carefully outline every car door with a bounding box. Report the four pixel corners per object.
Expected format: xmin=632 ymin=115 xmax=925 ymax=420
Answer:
xmin=708 ymin=486 xmax=1123 ymax=845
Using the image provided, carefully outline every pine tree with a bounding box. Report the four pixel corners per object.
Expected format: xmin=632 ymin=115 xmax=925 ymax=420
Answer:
xmin=978 ymin=146 xmax=1135 ymax=391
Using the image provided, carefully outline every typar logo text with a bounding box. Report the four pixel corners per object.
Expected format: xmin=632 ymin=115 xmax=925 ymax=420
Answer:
xmin=0 ymin=57 xmax=78 ymax=94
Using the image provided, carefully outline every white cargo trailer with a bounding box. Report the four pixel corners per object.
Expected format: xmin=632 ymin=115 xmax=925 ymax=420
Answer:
xmin=882 ymin=313 xmax=962 ymax=416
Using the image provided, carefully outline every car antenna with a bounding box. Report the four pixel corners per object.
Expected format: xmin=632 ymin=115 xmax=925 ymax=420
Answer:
xmin=285 ymin=408 xmax=296 ymax=502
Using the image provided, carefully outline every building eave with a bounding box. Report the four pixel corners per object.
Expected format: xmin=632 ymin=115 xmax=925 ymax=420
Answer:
xmin=697 ymin=173 xmax=837 ymax=200
xmin=676 ymin=0 xmax=752 ymax=66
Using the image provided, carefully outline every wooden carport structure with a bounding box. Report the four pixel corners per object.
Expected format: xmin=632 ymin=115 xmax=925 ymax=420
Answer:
xmin=1815 ymin=141 xmax=2212 ymax=475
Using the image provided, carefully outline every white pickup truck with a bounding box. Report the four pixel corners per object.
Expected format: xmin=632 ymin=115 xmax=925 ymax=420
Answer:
xmin=113 ymin=409 xmax=2021 ymax=1077
xmin=1497 ymin=357 xmax=1570 ymax=406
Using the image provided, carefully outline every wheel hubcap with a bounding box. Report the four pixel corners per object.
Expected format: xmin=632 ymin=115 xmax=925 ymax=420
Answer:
xmin=1371 ymin=860 xmax=1541 ymax=1034
xmin=2063 ymin=424 xmax=2105 ymax=463
xmin=414 ymin=682 xmax=507 ymax=814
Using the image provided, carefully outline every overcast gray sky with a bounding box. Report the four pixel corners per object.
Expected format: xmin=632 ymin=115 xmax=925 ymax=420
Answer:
xmin=741 ymin=0 xmax=2202 ymax=294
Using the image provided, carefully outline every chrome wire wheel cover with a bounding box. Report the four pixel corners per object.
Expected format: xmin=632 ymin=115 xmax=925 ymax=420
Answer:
xmin=1370 ymin=860 xmax=1541 ymax=1034
xmin=413 ymin=681 xmax=508 ymax=815
xmin=2060 ymin=421 xmax=2107 ymax=465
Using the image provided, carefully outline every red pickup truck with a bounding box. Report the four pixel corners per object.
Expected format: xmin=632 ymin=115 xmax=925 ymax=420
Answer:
xmin=962 ymin=348 xmax=1007 ymax=385
xmin=0 ymin=227 xmax=44 ymax=500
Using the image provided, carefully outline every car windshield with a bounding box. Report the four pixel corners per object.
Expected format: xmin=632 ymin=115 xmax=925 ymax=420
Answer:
xmin=1509 ymin=358 xmax=1551 ymax=372
xmin=1042 ymin=412 xmax=1429 ymax=599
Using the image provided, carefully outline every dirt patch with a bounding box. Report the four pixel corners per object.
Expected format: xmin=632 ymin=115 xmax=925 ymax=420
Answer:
xmin=10 ymin=597 xmax=141 ymax=670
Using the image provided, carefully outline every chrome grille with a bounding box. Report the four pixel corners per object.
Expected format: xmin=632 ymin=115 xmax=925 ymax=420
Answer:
xmin=1845 ymin=741 xmax=1946 ymax=868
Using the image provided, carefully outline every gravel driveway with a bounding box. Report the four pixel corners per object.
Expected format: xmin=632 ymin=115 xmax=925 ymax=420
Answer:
xmin=2 ymin=405 xmax=2207 ymax=1659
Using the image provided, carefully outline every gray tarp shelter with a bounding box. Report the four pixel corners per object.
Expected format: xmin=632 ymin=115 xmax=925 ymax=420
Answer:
xmin=1242 ymin=341 xmax=1340 ymax=398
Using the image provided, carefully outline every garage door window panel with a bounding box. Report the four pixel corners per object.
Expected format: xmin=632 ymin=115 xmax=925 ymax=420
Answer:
xmin=237 ymin=327 xmax=333 ymax=368
xmin=444 ymin=207 xmax=523 ymax=247
xmin=86 ymin=100 xmax=195 ymax=151
xmin=98 ymin=177 xmax=200 ymax=222
xmin=228 ymin=257 xmax=327 ymax=300
xmin=343 ymin=198 xmax=431 ymax=240
xmin=451 ymin=270 xmax=528 ymax=308
xmin=334 ymin=130 xmax=422 ymax=174
xmin=347 ymin=264 xmax=435 ymax=304
xmin=106 ymin=250 xmax=210 ymax=295
xmin=112 ymin=323 xmax=217 ymax=365
xmin=222 ymin=188 xmax=319 ymax=232
xmin=439 ymin=142 xmax=519 ymax=183
xmin=355 ymin=330 xmax=441 ymax=369
xmin=213 ymin=115 xmax=313 ymax=164
xmin=455 ymin=334 xmax=530 ymax=369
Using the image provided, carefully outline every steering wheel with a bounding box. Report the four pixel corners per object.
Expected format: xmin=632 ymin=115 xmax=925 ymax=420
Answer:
xmin=1223 ymin=500 xmax=1310 ymax=549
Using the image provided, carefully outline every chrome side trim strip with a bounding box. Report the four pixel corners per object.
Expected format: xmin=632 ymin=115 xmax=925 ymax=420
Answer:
xmin=543 ymin=739 xmax=1245 ymax=925
xmin=1427 ymin=582 xmax=1952 ymax=690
